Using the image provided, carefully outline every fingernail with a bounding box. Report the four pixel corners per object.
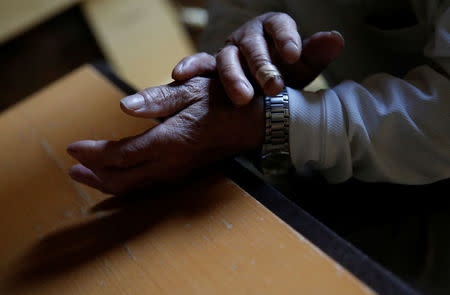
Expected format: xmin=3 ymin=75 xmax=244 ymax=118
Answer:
xmin=256 ymin=64 xmax=281 ymax=87
xmin=121 ymin=94 xmax=145 ymax=110
xmin=283 ymin=40 xmax=299 ymax=53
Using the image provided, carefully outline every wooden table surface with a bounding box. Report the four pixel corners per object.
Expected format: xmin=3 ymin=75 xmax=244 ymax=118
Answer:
xmin=0 ymin=65 xmax=379 ymax=294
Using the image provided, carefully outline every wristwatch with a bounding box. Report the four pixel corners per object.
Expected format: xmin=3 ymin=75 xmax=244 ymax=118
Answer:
xmin=260 ymin=88 xmax=292 ymax=175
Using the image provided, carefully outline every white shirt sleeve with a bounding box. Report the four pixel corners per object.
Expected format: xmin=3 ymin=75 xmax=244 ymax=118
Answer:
xmin=289 ymin=66 xmax=450 ymax=184
xmin=289 ymin=5 xmax=450 ymax=185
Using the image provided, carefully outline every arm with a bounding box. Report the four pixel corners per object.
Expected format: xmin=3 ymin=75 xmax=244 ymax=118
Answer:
xmin=289 ymin=7 xmax=450 ymax=184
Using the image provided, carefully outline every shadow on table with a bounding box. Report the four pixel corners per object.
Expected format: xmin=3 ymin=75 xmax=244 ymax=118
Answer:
xmin=4 ymin=173 xmax=225 ymax=291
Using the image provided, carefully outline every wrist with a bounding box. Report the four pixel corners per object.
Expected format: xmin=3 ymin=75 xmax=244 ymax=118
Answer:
xmin=240 ymin=93 xmax=265 ymax=150
xmin=221 ymin=93 xmax=265 ymax=154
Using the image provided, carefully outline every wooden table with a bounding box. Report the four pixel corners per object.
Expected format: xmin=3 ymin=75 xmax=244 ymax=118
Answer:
xmin=0 ymin=64 xmax=419 ymax=295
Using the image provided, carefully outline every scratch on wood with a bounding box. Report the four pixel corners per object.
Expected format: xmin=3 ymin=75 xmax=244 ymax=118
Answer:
xmin=335 ymin=264 xmax=344 ymax=276
xmin=40 ymin=138 xmax=65 ymax=171
xmin=72 ymin=180 xmax=93 ymax=205
xmin=104 ymin=258 xmax=111 ymax=275
xmin=123 ymin=244 xmax=137 ymax=262
xmin=221 ymin=218 xmax=233 ymax=229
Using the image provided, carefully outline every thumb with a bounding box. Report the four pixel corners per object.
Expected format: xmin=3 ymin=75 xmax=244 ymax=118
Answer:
xmin=302 ymin=31 xmax=344 ymax=71
xmin=172 ymin=52 xmax=216 ymax=81
xmin=280 ymin=31 xmax=344 ymax=89
xmin=119 ymin=78 xmax=209 ymax=118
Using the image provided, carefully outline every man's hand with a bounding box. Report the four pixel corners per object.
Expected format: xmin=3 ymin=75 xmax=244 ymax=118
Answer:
xmin=67 ymin=78 xmax=264 ymax=195
xmin=172 ymin=12 xmax=344 ymax=106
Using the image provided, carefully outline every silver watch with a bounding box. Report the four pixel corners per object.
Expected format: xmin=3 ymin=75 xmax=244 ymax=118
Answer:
xmin=260 ymin=88 xmax=292 ymax=175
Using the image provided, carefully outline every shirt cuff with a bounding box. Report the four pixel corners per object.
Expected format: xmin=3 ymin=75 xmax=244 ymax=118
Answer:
xmin=287 ymin=87 xmax=352 ymax=183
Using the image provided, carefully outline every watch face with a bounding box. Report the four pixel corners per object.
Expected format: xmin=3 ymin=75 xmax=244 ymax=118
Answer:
xmin=261 ymin=152 xmax=291 ymax=175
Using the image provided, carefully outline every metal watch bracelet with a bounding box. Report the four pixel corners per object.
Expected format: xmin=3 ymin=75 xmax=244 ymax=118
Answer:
xmin=261 ymin=88 xmax=291 ymax=175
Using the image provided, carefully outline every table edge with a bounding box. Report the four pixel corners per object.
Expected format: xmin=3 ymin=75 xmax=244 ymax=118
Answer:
xmin=90 ymin=61 xmax=421 ymax=295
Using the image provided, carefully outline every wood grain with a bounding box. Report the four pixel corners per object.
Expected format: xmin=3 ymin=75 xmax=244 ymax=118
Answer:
xmin=0 ymin=66 xmax=375 ymax=294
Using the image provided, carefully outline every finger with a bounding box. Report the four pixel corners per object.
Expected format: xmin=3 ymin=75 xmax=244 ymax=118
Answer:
xmin=67 ymin=140 xmax=109 ymax=168
xmin=67 ymin=131 xmax=158 ymax=169
xmin=84 ymin=162 xmax=161 ymax=195
xmin=302 ymin=31 xmax=344 ymax=71
xmin=69 ymin=162 xmax=151 ymax=195
xmin=263 ymin=13 xmax=301 ymax=64
xmin=235 ymin=32 xmax=284 ymax=98
xmin=216 ymin=45 xmax=254 ymax=106
xmin=120 ymin=77 xmax=208 ymax=118
xmin=69 ymin=164 xmax=107 ymax=193
xmin=281 ymin=31 xmax=344 ymax=88
xmin=172 ymin=52 xmax=216 ymax=81
xmin=90 ymin=166 xmax=152 ymax=195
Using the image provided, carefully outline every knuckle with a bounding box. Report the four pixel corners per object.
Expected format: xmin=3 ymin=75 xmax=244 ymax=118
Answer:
xmin=141 ymin=87 xmax=170 ymax=108
xmin=217 ymin=44 xmax=236 ymax=57
xmin=182 ymin=77 xmax=208 ymax=101
xmin=265 ymin=13 xmax=297 ymax=34
xmin=238 ymin=38 xmax=271 ymax=66
xmin=217 ymin=47 xmax=240 ymax=76
xmin=249 ymin=51 xmax=270 ymax=68
xmin=268 ymin=12 xmax=293 ymax=23
xmin=239 ymin=34 xmax=260 ymax=49
xmin=197 ymin=52 xmax=211 ymax=59
xmin=219 ymin=62 xmax=236 ymax=76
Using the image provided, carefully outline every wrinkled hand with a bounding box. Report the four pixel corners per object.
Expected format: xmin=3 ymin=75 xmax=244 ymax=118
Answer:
xmin=67 ymin=78 xmax=264 ymax=195
xmin=172 ymin=12 xmax=344 ymax=106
